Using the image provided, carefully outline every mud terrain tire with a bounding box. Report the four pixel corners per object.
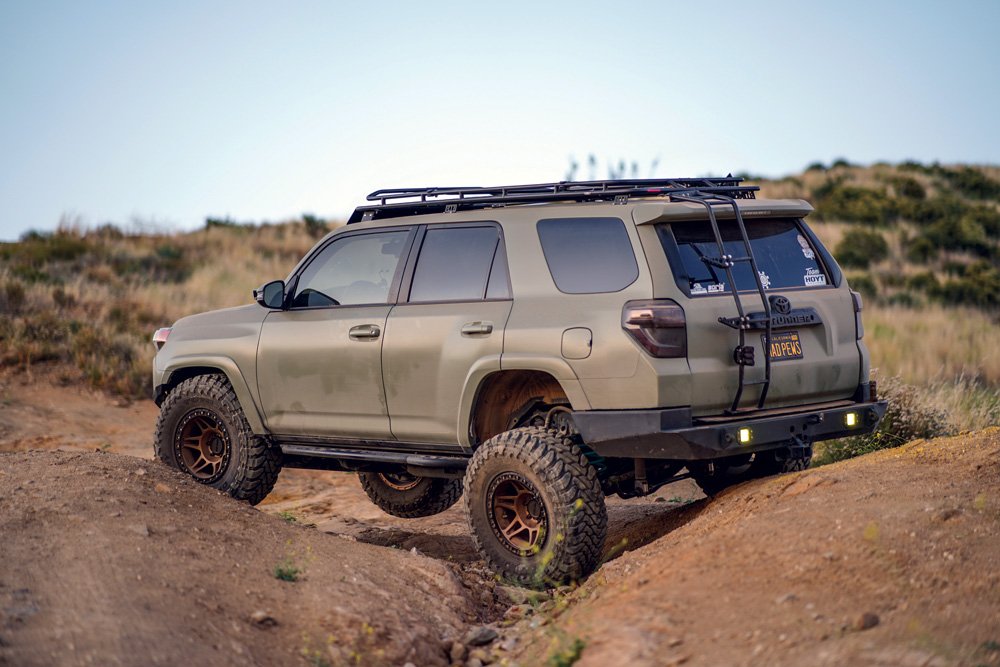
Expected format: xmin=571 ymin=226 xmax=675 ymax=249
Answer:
xmin=359 ymin=472 xmax=463 ymax=518
xmin=691 ymin=446 xmax=813 ymax=497
xmin=154 ymin=374 xmax=280 ymax=505
xmin=464 ymin=426 xmax=606 ymax=588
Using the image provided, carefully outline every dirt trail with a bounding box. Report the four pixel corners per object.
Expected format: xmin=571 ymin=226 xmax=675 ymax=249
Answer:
xmin=2 ymin=371 xmax=998 ymax=666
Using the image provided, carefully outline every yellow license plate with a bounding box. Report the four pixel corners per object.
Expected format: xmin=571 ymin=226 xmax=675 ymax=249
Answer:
xmin=762 ymin=331 xmax=803 ymax=361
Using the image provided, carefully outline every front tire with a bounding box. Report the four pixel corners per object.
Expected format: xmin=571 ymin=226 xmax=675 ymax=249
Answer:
xmin=154 ymin=374 xmax=281 ymax=505
xmin=358 ymin=471 xmax=463 ymax=518
xmin=464 ymin=426 xmax=607 ymax=588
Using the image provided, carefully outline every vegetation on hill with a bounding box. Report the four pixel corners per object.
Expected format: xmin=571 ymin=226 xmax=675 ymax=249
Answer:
xmin=0 ymin=163 xmax=997 ymax=435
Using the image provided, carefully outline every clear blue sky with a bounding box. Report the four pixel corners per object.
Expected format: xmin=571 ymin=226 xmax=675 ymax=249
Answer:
xmin=1 ymin=0 xmax=998 ymax=240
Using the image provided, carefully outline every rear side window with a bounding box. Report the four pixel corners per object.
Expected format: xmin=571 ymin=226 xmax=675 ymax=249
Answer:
xmin=537 ymin=217 xmax=639 ymax=294
xmin=657 ymin=218 xmax=829 ymax=295
xmin=409 ymin=226 xmax=502 ymax=302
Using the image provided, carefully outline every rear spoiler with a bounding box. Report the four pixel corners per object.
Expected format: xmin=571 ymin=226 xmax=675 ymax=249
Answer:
xmin=632 ymin=199 xmax=814 ymax=225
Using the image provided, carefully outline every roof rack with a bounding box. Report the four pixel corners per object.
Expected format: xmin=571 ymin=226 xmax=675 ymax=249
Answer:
xmin=346 ymin=177 xmax=758 ymax=224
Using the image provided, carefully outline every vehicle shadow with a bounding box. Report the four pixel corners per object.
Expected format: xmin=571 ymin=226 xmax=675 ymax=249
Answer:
xmin=602 ymin=497 xmax=710 ymax=562
xmin=348 ymin=525 xmax=480 ymax=563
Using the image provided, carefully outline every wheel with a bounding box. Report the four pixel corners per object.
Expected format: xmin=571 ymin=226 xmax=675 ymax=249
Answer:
xmin=154 ymin=374 xmax=281 ymax=505
xmin=690 ymin=445 xmax=813 ymax=497
xmin=464 ymin=426 xmax=606 ymax=588
xmin=358 ymin=471 xmax=463 ymax=518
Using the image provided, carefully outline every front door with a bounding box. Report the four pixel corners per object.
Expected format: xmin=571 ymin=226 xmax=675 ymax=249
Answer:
xmin=256 ymin=227 xmax=413 ymax=438
xmin=382 ymin=223 xmax=512 ymax=444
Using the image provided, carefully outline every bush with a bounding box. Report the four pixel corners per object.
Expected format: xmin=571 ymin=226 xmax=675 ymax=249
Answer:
xmin=930 ymin=261 xmax=1000 ymax=308
xmin=846 ymin=273 xmax=878 ymax=300
xmin=835 ymin=229 xmax=890 ymax=269
xmin=301 ymin=213 xmax=328 ymax=239
xmin=814 ymin=184 xmax=898 ymax=225
xmin=892 ymin=176 xmax=926 ymax=201
xmin=939 ymin=166 xmax=1000 ymax=200
xmin=905 ymin=236 xmax=937 ymax=263
xmin=813 ymin=377 xmax=953 ymax=466
xmin=1 ymin=281 xmax=26 ymax=314
xmin=902 ymin=195 xmax=968 ymax=226
xmin=921 ymin=214 xmax=990 ymax=254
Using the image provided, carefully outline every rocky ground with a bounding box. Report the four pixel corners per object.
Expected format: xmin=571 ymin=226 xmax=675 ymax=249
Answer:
xmin=1 ymin=370 xmax=998 ymax=666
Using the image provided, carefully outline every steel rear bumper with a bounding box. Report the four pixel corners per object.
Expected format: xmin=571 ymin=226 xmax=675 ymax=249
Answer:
xmin=572 ymin=400 xmax=888 ymax=460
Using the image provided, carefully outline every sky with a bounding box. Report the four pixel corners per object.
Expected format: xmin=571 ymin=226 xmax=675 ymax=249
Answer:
xmin=1 ymin=0 xmax=998 ymax=240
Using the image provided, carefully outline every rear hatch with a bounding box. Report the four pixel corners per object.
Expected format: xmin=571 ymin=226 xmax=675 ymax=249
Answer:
xmin=650 ymin=214 xmax=860 ymax=416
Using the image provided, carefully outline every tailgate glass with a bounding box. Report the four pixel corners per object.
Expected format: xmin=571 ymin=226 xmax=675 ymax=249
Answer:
xmin=656 ymin=218 xmax=830 ymax=295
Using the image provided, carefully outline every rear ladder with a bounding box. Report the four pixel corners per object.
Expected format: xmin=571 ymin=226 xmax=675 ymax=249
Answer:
xmin=669 ymin=191 xmax=773 ymax=413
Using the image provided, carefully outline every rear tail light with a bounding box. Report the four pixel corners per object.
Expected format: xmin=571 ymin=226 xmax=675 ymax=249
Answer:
xmin=622 ymin=299 xmax=686 ymax=358
xmin=152 ymin=327 xmax=172 ymax=350
xmin=850 ymin=289 xmax=864 ymax=340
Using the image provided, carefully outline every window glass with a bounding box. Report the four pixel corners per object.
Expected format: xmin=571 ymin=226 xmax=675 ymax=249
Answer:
xmin=291 ymin=230 xmax=409 ymax=307
xmin=485 ymin=240 xmax=511 ymax=300
xmin=409 ymin=227 xmax=499 ymax=302
xmin=536 ymin=217 xmax=639 ymax=294
xmin=657 ymin=218 xmax=828 ymax=294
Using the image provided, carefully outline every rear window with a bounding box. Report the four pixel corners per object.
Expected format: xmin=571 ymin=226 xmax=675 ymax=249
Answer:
xmin=537 ymin=217 xmax=639 ymax=294
xmin=656 ymin=218 xmax=829 ymax=295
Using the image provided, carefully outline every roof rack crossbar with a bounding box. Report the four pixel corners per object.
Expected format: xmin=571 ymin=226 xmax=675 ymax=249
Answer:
xmin=349 ymin=178 xmax=758 ymax=224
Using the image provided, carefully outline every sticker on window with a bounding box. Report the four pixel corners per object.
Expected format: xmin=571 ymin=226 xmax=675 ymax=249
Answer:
xmin=691 ymin=283 xmax=708 ymax=294
xmin=796 ymin=234 xmax=816 ymax=260
xmin=803 ymin=267 xmax=827 ymax=287
xmin=707 ymin=282 xmax=726 ymax=293
xmin=758 ymin=271 xmax=772 ymax=290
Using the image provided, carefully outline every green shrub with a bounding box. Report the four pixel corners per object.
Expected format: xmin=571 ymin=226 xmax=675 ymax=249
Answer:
xmin=905 ymin=236 xmax=937 ymax=263
xmin=2 ymin=281 xmax=26 ymax=314
xmin=835 ymin=229 xmax=890 ymax=268
xmin=922 ymin=215 xmax=990 ymax=254
xmin=301 ymin=213 xmax=328 ymax=239
xmin=907 ymin=271 xmax=939 ymax=292
xmin=903 ymin=195 xmax=968 ymax=226
xmin=930 ymin=261 xmax=1000 ymax=308
xmin=964 ymin=205 xmax=1000 ymax=237
xmin=892 ymin=176 xmax=926 ymax=201
xmin=939 ymin=166 xmax=1000 ymax=200
xmin=805 ymin=161 xmax=826 ymax=172
xmin=846 ymin=273 xmax=878 ymax=299
xmin=813 ymin=377 xmax=953 ymax=466
xmin=815 ymin=184 xmax=898 ymax=225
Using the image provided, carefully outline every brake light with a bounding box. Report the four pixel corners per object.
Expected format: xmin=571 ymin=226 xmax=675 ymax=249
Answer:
xmin=622 ymin=299 xmax=686 ymax=358
xmin=152 ymin=327 xmax=172 ymax=350
xmin=850 ymin=289 xmax=864 ymax=340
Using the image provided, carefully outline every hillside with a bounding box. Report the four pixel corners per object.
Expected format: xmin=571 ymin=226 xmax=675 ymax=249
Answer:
xmin=1 ymin=377 xmax=997 ymax=666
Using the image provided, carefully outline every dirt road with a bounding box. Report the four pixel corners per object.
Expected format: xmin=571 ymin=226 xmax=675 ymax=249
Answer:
xmin=1 ymin=371 xmax=998 ymax=666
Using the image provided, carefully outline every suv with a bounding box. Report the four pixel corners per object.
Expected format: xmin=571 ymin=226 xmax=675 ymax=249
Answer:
xmin=152 ymin=178 xmax=886 ymax=586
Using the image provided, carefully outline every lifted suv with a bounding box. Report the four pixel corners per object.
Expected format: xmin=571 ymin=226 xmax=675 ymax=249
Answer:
xmin=152 ymin=178 xmax=886 ymax=586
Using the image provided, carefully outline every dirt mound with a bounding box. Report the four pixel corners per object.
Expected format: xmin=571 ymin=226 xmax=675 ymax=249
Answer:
xmin=512 ymin=429 xmax=1000 ymax=667
xmin=0 ymin=450 xmax=500 ymax=667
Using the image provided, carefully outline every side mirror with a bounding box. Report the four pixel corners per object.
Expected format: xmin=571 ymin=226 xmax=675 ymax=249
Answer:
xmin=254 ymin=280 xmax=286 ymax=309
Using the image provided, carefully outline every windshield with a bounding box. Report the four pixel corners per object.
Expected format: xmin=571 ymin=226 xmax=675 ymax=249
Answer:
xmin=656 ymin=218 xmax=829 ymax=295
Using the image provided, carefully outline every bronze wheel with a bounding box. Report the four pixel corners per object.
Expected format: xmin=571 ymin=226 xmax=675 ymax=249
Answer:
xmin=173 ymin=408 xmax=231 ymax=483
xmin=377 ymin=471 xmax=421 ymax=491
xmin=487 ymin=472 xmax=548 ymax=555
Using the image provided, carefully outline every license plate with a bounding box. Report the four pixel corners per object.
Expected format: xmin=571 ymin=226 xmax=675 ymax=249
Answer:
xmin=761 ymin=331 xmax=803 ymax=361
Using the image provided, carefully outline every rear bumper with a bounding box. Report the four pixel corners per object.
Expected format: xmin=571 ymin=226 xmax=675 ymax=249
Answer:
xmin=573 ymin=400 xmax=888 ymax=460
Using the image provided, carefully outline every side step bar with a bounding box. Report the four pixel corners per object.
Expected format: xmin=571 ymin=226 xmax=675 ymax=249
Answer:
xmin=279 ymin=443 xmax=469 ymax=478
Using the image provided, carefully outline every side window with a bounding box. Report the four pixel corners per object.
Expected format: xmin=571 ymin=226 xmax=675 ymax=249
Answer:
xmin=536 ymin=217 xmax=639 ymax=294
xmin=291 ymin=230 xmax=409 ymax=308
xmin=409 ymin=226 xmax=500 ymax=302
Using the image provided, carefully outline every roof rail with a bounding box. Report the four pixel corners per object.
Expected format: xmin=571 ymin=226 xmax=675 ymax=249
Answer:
xmin=346 ymin=177 xmax=758 ymax=224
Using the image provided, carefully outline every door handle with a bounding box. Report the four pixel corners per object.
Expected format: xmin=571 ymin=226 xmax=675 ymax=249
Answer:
xmin=461 ymin=321 xmax=493 ymax=335
xmin=349 ymin=324 xmax=381 ymax=340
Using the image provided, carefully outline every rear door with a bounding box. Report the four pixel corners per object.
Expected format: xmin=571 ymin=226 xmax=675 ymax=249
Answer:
xmin=652 ymin=217 xmax=859 ymax=414
xmin=381 ymin=223 xmax=512 ymax=444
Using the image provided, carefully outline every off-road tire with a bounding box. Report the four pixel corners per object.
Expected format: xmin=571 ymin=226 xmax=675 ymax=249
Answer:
xmin=464 ymin=426 xmax=607 ymax=588
xmin=691 ymin=446 xmax=813 ymax=497
xmin=154 ymin=374 xmax=280 ymax=505
xmin=358 ymin=472 xmax=463 ymax=518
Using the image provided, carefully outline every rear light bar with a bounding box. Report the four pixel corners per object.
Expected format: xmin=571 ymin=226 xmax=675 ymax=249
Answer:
xmin=622 ymin=299 xmax=687 ymax=358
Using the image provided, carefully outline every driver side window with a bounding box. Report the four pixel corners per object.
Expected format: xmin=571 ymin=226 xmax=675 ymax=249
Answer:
xmin=291 ymin=230 xmax=410 ymax=308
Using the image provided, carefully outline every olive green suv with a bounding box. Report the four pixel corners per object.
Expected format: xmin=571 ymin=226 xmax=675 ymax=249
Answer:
xmin=152 ymin=178 xmax=886 ymax=586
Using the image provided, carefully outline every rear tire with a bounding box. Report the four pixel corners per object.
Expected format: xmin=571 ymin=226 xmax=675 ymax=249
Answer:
xmin=690 ymin=445 xmax=812 ymax=497
xmin=154 ymin=374 xmax=281 ymax=505
xmin=464 ymin=426 xmax=606 ymax=588
xmin=358 ymin=471 xmax=463 ymax=518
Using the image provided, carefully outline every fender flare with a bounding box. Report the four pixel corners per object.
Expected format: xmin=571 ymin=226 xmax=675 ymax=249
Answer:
xmin=159 ymin=355 xmax=268 ymax=435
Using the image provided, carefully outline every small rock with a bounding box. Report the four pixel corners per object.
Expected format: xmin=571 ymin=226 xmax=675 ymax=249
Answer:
xmin=403 ymin=663 xmax=416 ymax=667
xmin=935 ymin=508 xmax=961 ymax=522
xmin=109 ymin=511 xmax=122 ymax=518
xmin=466 ymin=659 xmax=483 ymax=667
xmin=134 ymin=468 xmax=147 ymax=476
xmin=154 ymin=482 xmax=171 ymax=494
xmin=249 ymin=610 xmax=277 ymax=627
xmin=853 ymin=612 xmax=880 ymax=631
xmin=468 ymin=648 xmax=491 ymax=664
xmin=667 ymin=637 xmax=683 ymax=648
xmin=127 ymin=523 xmax=149 ymax=537
xmin=504 ymin=604 xmax=530 ymax=620
xmin=465 ymin=626 xmax=498 ymax=646
xmin=450 ymin=641 xmax=467 ymax=663
xmin=499 ymin=636 xmax=518 ymax=652
xmin=775 ymin=593 xmax=798 ymax=604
